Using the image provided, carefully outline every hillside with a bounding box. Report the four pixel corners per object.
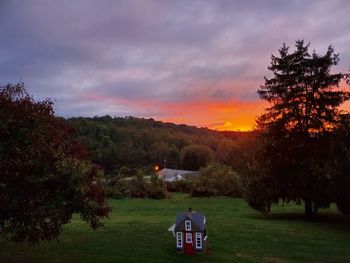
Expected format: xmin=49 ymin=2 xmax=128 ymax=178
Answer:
xmin=66 ymin=116 xmax=252 ymax=175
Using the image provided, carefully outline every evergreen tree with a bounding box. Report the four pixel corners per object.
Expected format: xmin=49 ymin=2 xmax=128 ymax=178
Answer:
xmin=258 ymin=40 xmax=348 ymax=136
xmin=244 ymin=41 xmax=350 ymax=217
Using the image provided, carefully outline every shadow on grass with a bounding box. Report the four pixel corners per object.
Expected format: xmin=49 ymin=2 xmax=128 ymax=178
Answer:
xmin=269 ymin=212 xmax=346 ymax=221
xmin=244 ymin=209 xmax=350 ymax=232
xmin=265 ymin=212 xmax=350 ymax=233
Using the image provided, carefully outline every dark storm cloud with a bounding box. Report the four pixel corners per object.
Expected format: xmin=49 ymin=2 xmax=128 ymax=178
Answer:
xmin=1 ymin=0 xmax=349 ymax=123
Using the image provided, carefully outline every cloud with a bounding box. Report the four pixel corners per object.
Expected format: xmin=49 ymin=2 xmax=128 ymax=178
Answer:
xmin=1 ymin=0 xmax=350 ymax=130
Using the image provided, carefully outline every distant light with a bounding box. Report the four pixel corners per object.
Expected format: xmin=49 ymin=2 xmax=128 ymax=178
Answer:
xmin=155 ymin=165 xmax=159 ymax=172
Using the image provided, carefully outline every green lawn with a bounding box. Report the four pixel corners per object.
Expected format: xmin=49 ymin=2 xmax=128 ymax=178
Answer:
xmin=1 ymin=194 xmax=350 ymax=263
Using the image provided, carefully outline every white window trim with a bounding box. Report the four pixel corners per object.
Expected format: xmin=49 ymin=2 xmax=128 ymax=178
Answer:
xmin=186 ymin=232 xmax=192 ymax=243
xmin=176 ymin=232 xmax=183 ymax=248
xmin=185 ymin=220 xmax=191 ymax=231
xmin=195 ymin=232 xmax=202 ymax=249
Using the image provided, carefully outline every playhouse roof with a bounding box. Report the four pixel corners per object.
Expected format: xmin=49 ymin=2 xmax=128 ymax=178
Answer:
xmin=175 ymin=212 xmax=206 ymax=231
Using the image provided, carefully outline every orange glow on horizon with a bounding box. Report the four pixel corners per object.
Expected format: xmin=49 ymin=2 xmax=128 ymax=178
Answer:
xmin=210 ymin=122 xmax=253 ymax=132
xmin=83 ymin=92 xmax=350 ymax=132
xmin=83 ymin=93 xmax=267 ymax=131
xmin=160 ymin=100 xmax=267 ymax=132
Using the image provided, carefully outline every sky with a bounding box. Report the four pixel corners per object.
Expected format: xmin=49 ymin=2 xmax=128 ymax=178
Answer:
xmin=1 ymin=0 xmax=350 ymax=131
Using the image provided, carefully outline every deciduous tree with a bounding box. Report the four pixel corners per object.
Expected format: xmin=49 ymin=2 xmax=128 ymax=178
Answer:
xmin=180 ymin=144 xmax=214 ymax=171
xmin=0 ymin=83 xmax=110 ymax=243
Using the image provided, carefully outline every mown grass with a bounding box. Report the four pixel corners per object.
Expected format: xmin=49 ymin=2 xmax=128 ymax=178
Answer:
xmin=1 ymin=193 xmax=350 ymax=263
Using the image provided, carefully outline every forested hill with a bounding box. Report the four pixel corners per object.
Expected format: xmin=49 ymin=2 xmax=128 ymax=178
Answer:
xmin=66 ymin=116 xmax=251 ymax=175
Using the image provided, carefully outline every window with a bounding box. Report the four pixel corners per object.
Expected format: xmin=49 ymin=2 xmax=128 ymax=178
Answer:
xmin=186 ymin=232 xmax=192 ymax=243
xmin=195 ymin=232 xmax=202 ymax=249
xmin=185 ymin=220 xmax=191 ymax=231
xmin=176 ymin=232 xmax=183 ymax=248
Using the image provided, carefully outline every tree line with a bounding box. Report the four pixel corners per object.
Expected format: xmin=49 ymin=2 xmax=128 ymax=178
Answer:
xmin=66 ymin=116 xmax=250 ymax=175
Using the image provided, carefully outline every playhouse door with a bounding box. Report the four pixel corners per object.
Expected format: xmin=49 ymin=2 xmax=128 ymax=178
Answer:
xmin=184 ymin=232 xmax=194 ymax=254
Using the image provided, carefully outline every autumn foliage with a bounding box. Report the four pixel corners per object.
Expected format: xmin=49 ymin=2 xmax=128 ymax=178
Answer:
xmin=0 ymin=83 xmax=110 ymax=243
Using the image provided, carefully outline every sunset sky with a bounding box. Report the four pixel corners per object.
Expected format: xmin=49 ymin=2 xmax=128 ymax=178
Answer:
xmin=1 ymin=0 xmax=350 ymax=131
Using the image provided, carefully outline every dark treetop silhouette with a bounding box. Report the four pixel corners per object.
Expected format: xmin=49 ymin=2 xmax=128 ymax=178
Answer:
xmin=242 ymin=40 xmax=350 ymax=217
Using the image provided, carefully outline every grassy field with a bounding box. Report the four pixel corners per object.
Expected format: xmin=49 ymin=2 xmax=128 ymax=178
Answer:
xmin=1 ymin=194 xmax=350 ymax=263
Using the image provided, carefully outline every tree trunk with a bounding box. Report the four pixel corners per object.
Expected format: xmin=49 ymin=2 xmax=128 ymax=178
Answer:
xmin=304 ymin=200 xmax=312 ymax=217
xmin=305 ymin=200 xmax=317 ymax=217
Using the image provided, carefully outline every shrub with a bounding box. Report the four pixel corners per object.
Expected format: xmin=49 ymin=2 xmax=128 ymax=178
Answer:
xmin=105 ymin=170 xmax=167 ymax=199
xmin=190 ymin=163 xmax=242 ymax=197
xmin=166 ymin=180 xmax=193 ymax=193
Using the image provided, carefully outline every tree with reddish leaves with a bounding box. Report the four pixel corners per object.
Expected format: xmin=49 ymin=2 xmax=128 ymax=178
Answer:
xmin=0 ymin=83 xmax=110 ymax=243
